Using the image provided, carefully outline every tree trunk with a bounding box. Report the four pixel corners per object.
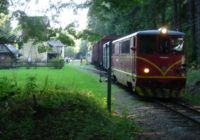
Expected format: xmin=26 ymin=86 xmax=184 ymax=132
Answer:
xmin=189 ymin=0 xmax=197 ymax=62
xmin=173 ymin=0 xmax=179 ymax=30
xmin=196 ymin=0 xmax=200 ymax=64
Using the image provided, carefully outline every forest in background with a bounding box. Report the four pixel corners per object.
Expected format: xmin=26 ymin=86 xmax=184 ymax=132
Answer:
xmin=85 ymin=0 xmax=200 ymax=66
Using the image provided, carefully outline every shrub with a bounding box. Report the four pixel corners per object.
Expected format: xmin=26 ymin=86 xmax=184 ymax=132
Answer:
xmin=48 ymin=57 xmax=64 ymax=69
xmin=185 ymin=69 xmax=200 ymax=104
xmin=0 ymin=74 xmax=139 ymax=139
xmin=0 ymin=89 xmax=138 ymax=140
xmin=0 ymin=76 xmax=20 ymax=100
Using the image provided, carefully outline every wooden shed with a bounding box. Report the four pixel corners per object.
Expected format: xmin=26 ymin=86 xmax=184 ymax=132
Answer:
xmin=0 ymin=44 xmax=19 ymax=68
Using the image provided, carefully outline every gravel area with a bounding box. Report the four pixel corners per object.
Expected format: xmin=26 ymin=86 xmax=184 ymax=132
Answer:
xmin=112 ymin=89 xmax=200 ymax=140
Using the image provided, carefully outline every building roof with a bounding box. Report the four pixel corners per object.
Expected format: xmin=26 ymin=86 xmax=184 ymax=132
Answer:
xmin=0 ymin=44 xmax=19 ymax=57
xmin=48 ymin=40 xmax=65 ymax=47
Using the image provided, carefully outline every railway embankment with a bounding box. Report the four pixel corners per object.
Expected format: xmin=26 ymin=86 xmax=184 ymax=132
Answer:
xmin=79 ymin=62 xmax=200 ymax=140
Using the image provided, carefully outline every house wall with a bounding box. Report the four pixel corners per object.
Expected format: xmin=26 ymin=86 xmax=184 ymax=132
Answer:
xmin=48 ymin=46 xmax=64 ymax=59
xmin=52 ymin=46 xmax=64 ymax=58
xmin=0 ymin=54 xmax=15 ymax=67
xmin=61 ymin=46 xmax=64 ymax=58
xmin=20 ymin=41 xmax=47 ymax=62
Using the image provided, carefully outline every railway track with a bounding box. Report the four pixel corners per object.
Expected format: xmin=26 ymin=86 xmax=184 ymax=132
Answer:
xmin=156 ymin=100 xmax=200 ymax=127
xmin=81 ymin=65 xmax=200 ymax=126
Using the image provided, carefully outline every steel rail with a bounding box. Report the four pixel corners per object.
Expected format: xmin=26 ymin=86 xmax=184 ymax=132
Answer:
xmin=174 ymin=101 xmax=200 ymax=114
xmin=156 ymin=101 xmax=200 ymax=126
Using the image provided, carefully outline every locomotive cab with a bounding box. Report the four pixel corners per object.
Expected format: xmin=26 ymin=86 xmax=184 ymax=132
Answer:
xmin=112 ymin=28 xmax=186 ymax=98
xmin=135 ymin=29 xmax=186 ymax=97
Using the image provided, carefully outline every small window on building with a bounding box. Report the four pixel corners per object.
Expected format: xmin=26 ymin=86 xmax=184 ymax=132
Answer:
xmin=121 ymin=40 xmax=130 ymax=54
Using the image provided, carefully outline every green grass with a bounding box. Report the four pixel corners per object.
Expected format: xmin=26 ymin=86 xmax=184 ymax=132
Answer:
xmin=0 ymin=89 xmax=138 ymax=139
xmin=0 ymin=63 xmax=107 ymax=100
xmin=185 ymin=69 xmax=200 ymax=104
xmin=0 ymin=63 xmax=139 ymax=139
xmin=186 ymin=69 xmax=200 ymax=86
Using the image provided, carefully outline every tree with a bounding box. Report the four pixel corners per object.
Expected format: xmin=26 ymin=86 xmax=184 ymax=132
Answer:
xmin=79 ymin=40 xmax=88 ymax=57
xmin=0 ymin=0 xmax=9 ymax=14
xmin=86 ymin=0 xmax=141 ymax=36
xmin=86 ymin=0 xmax=174 ymax=37
xmin=48 ymin=24 xmax=76 ymax=47
xmin=64 ymin=47 xmax=76 ymax=58
xmin=196 ymin=0 xmax=200 ymax=64
xmin=0 ymin=0 xmax=14 ymax=43
xmin=19 ymin=16 xmax=49 ymax=43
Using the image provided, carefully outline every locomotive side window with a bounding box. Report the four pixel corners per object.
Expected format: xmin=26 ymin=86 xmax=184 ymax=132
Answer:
xmin=139 ymin=35 xmax=157 ymax=54
xmin=113 ymin=42 xmax=120 ymax=55
xmin=133 ymin=37 xmax=136 ymax=47
xmin=112 ymin=43 xmax=115 ymax=54
xmin=121 ymin=40 xmax=130 ymax=54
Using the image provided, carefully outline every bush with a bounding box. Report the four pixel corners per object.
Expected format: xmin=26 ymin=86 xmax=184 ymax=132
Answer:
xmin=0 ymin=89 xmax=138 ymax=140
xmin=0 ymin=75 xmax=139 ymax=139
xmin=0 ymin=76 xmax=20 ymax=100
xmin=48 ymin=57 xmax=64 ymax=69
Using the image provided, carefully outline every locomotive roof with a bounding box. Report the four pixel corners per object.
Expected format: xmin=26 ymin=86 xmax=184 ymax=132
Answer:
xmin=113 ymin=30 xmax=185 ymax=43
xmin=136 ymin=30 xmax=185 ymax=36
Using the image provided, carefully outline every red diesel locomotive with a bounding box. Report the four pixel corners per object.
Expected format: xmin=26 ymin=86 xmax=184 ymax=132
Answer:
xmin=111 ymin=28 xmax=186 ymax=98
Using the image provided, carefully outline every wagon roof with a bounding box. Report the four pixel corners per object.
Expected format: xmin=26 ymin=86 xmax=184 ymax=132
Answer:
xmin=113 ymin=30 xmax=185 ymax=43
xmin=93 ymin=35 xmax=120 ymax=48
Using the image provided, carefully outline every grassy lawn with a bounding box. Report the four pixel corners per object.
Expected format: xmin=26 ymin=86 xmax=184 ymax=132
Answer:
xmin=2 ymin=62 xmax=198 ymax=105
xmin=0 ymin=62 xmax=139 ymax=139
xmin=0 ymin=63 xmax=108 ymax=100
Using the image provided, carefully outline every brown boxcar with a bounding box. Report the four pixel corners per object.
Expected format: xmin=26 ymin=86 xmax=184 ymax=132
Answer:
xmin=92 ymin=35 xmax=120 ymax=68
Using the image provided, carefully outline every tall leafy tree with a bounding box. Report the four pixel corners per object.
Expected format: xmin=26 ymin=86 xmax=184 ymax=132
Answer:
xmin=0 ymin=0 xmax=9 ymax=14
xmin=86 ymin=0 xmax=173 ymax=37
xmin=19 ymin=16 xmax=49 ymax=43
xmin=85 ymin=0 xmax=200 ymax=65
xmin=0 ymin=0 xmax=15 ymax=43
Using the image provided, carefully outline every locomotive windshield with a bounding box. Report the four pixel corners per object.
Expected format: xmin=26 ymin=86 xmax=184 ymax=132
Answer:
xmin=171 ymin=37 xmax=184 ymax=52
xmin=139 ymin=34 xmax=184 ymax=54
xmin=159 ymin=37 xmax=170 ymax=54
xmin=159 ymin=36 xmax=184 ymax=54
xmin=139 ymin=35 xmax=157 ymax=54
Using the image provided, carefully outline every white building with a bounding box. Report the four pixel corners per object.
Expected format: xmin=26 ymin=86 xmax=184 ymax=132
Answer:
xmin=20 ymin=40 xmax=65 ymax=63
xmin=47 ymin=40 xmax=65 ymax=60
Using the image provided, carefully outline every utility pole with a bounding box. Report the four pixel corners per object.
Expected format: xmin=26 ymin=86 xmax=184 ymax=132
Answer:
xmin=107 ymin=41 xmax=112 ymax=113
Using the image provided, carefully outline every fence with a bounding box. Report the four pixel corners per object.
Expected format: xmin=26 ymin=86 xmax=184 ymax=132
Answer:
xmin=0 ymin=60 xmax=64 ymax=69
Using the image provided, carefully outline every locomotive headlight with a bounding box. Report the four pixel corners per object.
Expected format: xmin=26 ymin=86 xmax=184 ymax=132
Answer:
xmin=144 ymin=68 xmax=150 ymax=74
xmin=159 ymin=27 xmax=168 ymax=34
